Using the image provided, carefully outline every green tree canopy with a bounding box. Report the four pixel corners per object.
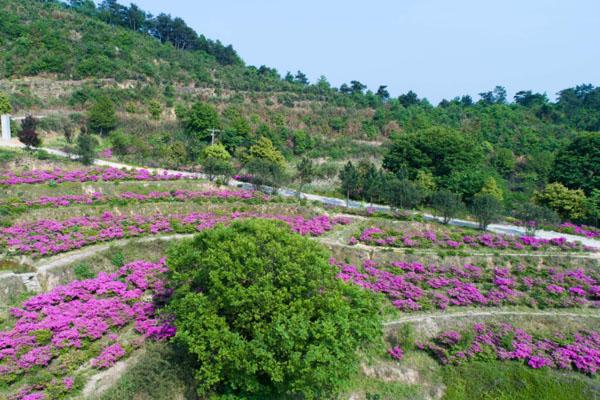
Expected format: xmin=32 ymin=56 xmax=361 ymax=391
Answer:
xmin=0 ymin=91 xmax=12 ymax=114
xmin=179 ymin=101 xmax=220 ymax=142
xmin=248 ymin=137 xmax=285 ymax=167
xmin=551 ymin=132 xmax=600 ymax=195
xmin=167 ymin=219 xmax=381 ymax=399
xmin=75 ymin=133 xmax=99 ymax=165
xmin=202 ymin=143 xmax=231 ymax=161
xmin=383 ymin=126 xmax=484 ymax=180
xmin=87 ymin=96 xmax=117 ymax=135
xmin=534 ymin=182 xmax=587 ymax=221
xmin=471 ymin=194 xmax=504 ymax=230
xmin=339 ymin=161 xmax=359 ymax=206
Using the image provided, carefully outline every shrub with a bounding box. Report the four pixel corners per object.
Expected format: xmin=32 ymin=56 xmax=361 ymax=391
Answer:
xmin=179 ymin=101 xmax=220 ymax=142
xmin=76 ymin=133 xmax=99 ymax=165
xmin=431 ymin=190 xmax=464 ymax=224
xmin=87 ymin=96 xmax=117 ymax=135
xmin=471 ymin=194 xmax=503 ymax=230
xmin=167 ymin=219 xmax=381 ymax=399
xmin=17 ymin=116 xmax=41 ymax=149
xmin=73 ymin=263 xmax=95 ymax=280
xmin=245 ymin=157 xmax=287 ymax=191
xmin=534 ymin=183 xmax=587 ymax=221
xmin=0 ymin=91 xmax=12 ymax=114
xmin=203 ymin=157 xmax=235 ymax=183
xmin=202 ymin=143 xmax=231 ymax=161
xmin=248 ymin=137 xmax=286 ymax=167
xmin=148 ymin=99 xmax=162 ymax=120
xmin=514 ymin=203 xmax=560 ymax=235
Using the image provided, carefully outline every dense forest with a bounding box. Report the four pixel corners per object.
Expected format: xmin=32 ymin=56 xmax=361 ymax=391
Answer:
xmin=0 ymin=0 xmax=599 ymax=226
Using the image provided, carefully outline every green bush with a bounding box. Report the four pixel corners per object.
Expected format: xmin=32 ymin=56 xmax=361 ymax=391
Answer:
xmin=167 ymin=219 xmax=381 ymax=399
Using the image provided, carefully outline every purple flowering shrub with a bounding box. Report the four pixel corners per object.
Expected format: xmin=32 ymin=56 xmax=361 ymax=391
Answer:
xmin=0 ymin=212 xmax=351 ymax=256
xmin=0 ymin=259 xmax=174 ymax=399
xmin=353 ymin=225 xmax=595 ymax=252
xmin=387 ymin=346 xmax=404 ymax=361
xmin=420 ymin=322 xmax=600 ymax=374
xmin=553 ymin=223 xmax=600 ymax=239
xmin=0 ymin=167 xmax=196 ymax=186
xmin=335 ymin=259 xmax=600 ymax=311
xmin=12 ymin=188 xmax=268 ymax=209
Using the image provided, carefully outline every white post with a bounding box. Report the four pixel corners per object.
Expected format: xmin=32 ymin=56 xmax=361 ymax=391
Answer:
xmin=1 ymin=114 xmax=11 ymax=142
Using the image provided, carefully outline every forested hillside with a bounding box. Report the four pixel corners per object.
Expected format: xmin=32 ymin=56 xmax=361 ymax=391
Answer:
xmin=0 ymin=0 xmax=599 ymax=224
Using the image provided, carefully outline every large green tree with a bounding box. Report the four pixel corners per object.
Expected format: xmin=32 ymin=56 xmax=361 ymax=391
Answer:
xmin=383 ymin=127 xmax=484 ymax=180
xmin=167 ymin=220 xmax=380 ymax=399
xmin=551 ymin=132 xmax=600 ymax=195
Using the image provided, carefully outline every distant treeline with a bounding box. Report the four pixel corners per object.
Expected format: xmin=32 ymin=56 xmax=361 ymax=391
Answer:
xmin=55 ymin=0 xmax=240 ymax=65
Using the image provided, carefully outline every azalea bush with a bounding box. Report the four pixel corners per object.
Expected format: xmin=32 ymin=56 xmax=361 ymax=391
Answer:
xmin=552 ymin=222 xmax=600 ymax=239
xmin=0 ymin=259 xmax=175 ymax=399
xmin=167 ymin=219 xmax=381 ymax=399
xmin=0 ymin=167 xmax=197 ymax=186
xmin=4 ymin=188 xmax=267 ymax=210
xmin=420 ymin=322 xmax=600 ymax=375
xmin=335 ymin=259 xmax=600 ymax=311
xmin=0 ymin=211 xmax=351 ymax=256
xmin=352 ymin=225 xmax=595 ymax=252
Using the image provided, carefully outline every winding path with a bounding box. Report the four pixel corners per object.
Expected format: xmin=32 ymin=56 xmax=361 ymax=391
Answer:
xmin=1 ymin=142 xmax=599 ymax=249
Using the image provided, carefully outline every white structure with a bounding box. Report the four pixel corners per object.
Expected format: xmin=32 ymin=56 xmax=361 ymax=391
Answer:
xmin=1 ymin=114 xmax=10 ymax=142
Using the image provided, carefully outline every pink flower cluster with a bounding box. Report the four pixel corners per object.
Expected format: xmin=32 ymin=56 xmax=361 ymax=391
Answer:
xmin=21 ymin=189 xmax=267 ymax=208
xmin=421 ymin=322 xmax=600 ymax=375
xmin=0 ymin=259 xmax=174 ymax=398
xmin=98 ymin=148 xmax=113 ymax=159
xmin=90 ymin=343 xmax=126 ymax=369
xmin=335 ymin=259 xmax=600 ymax=311
xmin=556 ymin=222 xmax=600 ymax=239
xmin=1 ymin=212 xmax=350 ymax=256
xmin=0 ymin=167 xmax=195 ymax=186
xmin=388 ymin=346 xmax=404 ymax=361
xmin=355 ymin=226 xmax=594 ymax=252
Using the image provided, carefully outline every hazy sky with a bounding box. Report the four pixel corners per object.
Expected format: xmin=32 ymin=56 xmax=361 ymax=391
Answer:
xmin=130 ymin=0 xmax=599 ymax=103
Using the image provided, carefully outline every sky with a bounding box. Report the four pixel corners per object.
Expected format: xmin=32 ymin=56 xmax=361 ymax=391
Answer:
xmin=129 ymin=0 xmax=600 ymax=104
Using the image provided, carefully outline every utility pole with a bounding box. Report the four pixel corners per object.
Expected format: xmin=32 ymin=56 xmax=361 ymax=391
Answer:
xmin=209 ymin=128 xmax=221 ymax=145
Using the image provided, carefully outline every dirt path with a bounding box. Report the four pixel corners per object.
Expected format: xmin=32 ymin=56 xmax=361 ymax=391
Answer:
xmin=34 ymin=234 xmax=194 ymax=274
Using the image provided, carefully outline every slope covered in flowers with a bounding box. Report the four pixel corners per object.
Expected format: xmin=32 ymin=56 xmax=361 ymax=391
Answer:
xmin=418 ymin=322 xmax=600 ymax=374
xmin=0 ymin=259 xmax=174 ymax=400
xmin=0 ymin=211 xmax=350 ymax=256
xmin=335 ymin=258 xmax=600 ymax=311
xmin=353 ymin=225 xmax=596 ymax=252
xmin=0 ymin=167 xmax=196 ymax=186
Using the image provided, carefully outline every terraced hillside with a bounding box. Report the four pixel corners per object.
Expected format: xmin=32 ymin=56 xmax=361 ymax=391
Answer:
xmin=0 ymin=148 xmax=599 ymax=400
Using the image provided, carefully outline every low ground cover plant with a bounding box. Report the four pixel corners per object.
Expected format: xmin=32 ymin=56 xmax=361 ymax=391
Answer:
xmin=335 ymin=258 xmax=600 ymax=311
xmin=352 ymin=225 xmax=595 ymax=252
xmin=0 ymin=167 xmax=197 ymax=186
xmin=419 ymin=322 xmax=600 ymax=375
xmin=551 ymin=222 xmax=600 ymax=239
xmin=0 ymin=212 xmax=351 ymax=256
xmin=3 ymin=188 xmax=267 ymax=210
xmin=0 ymin=259 xmax=174 ymax=399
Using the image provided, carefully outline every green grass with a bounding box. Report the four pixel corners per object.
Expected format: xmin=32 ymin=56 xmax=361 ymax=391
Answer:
xmin=442 ymin=360 xmax=600 ymax=400
xmin=94 ymin=342 xmax=199 ymax=400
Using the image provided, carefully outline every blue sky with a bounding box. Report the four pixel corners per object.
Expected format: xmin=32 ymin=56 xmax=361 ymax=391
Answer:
xmin=130 ymin=0 xmax=599 ymax=103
